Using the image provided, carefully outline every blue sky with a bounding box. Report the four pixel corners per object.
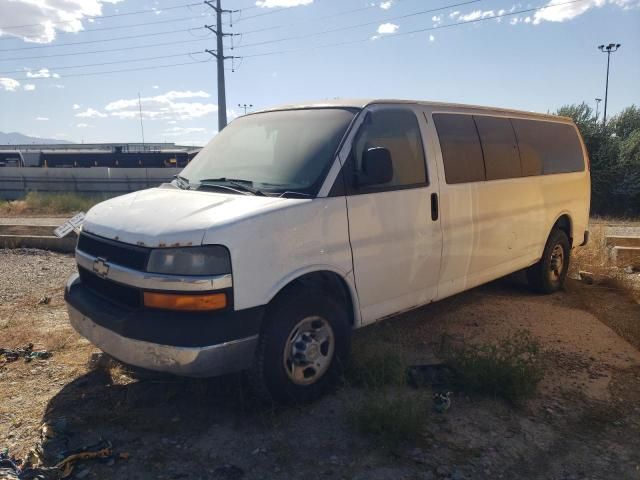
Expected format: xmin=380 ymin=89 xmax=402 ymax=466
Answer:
xmin=0 ymin=0 xmax=638 ymax=145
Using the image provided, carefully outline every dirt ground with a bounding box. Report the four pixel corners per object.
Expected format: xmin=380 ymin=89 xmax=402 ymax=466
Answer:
xmin=1 ymin=249 xmax=639 ymax=480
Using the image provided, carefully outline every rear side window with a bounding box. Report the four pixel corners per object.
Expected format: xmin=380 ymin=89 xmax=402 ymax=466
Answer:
xmin=474 ymin=115 xmax=522 ymax=180
xmin=352 ymin=108 xmax=427 ymax=189
xmin=511 ymin=119 xmax=584 ymax=175
xmin=433 ymin=113 xmax=485 ymax=184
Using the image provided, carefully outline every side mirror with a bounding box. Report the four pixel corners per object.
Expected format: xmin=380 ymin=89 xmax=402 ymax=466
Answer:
xmin=357 ymin=147 xmax=393 ymax=187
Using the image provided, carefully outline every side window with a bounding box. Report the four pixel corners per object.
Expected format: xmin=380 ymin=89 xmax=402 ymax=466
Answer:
xmin=352 ymin=108 xmax=427 ymax=189
xmin=511 ymin=119 xmax=584 ymax=175
xmin=433 ymin=113 xmax=485 ymax=184
xmin=474 ymin=115 xmax=522 ymax=180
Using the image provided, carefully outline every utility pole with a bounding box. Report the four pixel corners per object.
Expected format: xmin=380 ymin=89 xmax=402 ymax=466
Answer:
xmin=238 ymin=103 xmax=253 ymax=114
xmin=597 ymin=43 xmax=621 ymax=127
xmin=594 ymin=98 xmax=602 ymax=122
xmin=205 ymin=0 xmax=239 ymax=131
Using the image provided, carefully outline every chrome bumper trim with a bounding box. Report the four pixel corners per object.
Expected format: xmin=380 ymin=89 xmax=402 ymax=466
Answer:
xmin=67 ymin=300 xmax=257 ymax=377
xmin=76 ymin=249 xmax=232 ymax=292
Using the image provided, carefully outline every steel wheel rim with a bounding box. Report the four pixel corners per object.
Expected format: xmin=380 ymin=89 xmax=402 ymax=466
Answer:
xmin=283 ymin=315 xmax=335 ymax=386
xmin=549 ymin=243 xmax=565 ymax=282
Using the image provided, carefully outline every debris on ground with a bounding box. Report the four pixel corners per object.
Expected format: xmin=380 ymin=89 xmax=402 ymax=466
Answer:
xmin=0 ymin=441 xmax=129 ymax=480
xmin=0 ymin=344 xmax=52 ymax=364
xmin=432 ymin=391 xmax=452 ymax=413
xmin=36 ymin=296 xmax=51 ymax=306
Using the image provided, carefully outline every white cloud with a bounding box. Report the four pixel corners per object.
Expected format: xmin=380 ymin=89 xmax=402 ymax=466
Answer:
xmin=0 ymin=77 xmax=20 ymax=91
xmin=105 ymin=90 xmax=217 ymax=120
xmin=377 ymin=22 xmax=399 ymax=34
xmin=26 ymin=68 xmax=59 ymax=78
xmin=429 ymin=34 xmax=436 ymax=42
xmin=152 ymin=85 xmax=160 ymax=89
xmin=458 ymin=9 xmax=496 ymax=21
xmin=255 ymin=0 xmax=312 ymax=7
xmin=36 ymin=117 xmax=49 ymax=121
xmin=379 ymin=1 xmax=393 ymax=9
xmin=76 ymin=107 xmax=107 ymax=118
xmin=449 ymin=10 xmax=460 ymax=18
xmin=0 ymin=0 xmax=124 ymax=44
xmin=432 ymin=15 xmax=442 ymax=22
xmin=76 ymin=123 xmax=91 ymax=128
xmin=73 ymin=104 xmax=81 ymax=110
xmin=23 ymin=83 xmax=35 ymax=91
xmin=531 ymin=0 xmax=640 ymax=23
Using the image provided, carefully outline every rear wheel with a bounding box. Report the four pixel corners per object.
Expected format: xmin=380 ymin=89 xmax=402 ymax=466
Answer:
xmin=527 ymin=228 xmax=570 ymax=294
xmin=249 ymin=287 xmax=351 ymax=404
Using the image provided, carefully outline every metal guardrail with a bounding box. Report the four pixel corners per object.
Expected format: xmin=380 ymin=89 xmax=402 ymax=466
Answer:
xmin=0 ymin=167 xmax=182 ymax=200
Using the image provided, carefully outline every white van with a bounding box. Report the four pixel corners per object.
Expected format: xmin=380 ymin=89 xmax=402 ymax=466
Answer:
xmin=65 ymin=99 xmax=590 ymax=403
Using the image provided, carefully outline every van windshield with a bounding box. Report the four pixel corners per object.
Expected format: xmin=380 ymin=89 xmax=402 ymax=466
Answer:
xmin=179 ymin=108 xmax=357 ymax=196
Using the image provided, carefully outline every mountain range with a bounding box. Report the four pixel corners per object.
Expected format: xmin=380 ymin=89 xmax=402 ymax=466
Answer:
xmin=0 ymin=131 xmax=72 ymax=145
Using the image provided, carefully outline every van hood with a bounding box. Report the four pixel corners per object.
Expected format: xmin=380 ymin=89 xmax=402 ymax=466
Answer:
xmin=82 ymin=186 xmax=301 ymax=247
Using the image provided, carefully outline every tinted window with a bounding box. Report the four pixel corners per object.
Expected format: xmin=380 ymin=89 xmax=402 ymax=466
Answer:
xmin=511 ymin=119 xmax=584 ymax=175
xmin=433 ymin=113 xmax=485 ymax=184
xmin=474 ymin=115 xmax=522 ymax=180
xmin=352 ymin=108 xmax=427 ymax=188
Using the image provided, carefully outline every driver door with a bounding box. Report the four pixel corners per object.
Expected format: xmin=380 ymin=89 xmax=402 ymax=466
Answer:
xmin=344 ymin=105 xmax=443 ymax=325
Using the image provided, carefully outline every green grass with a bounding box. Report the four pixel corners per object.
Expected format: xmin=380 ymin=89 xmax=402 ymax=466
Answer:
xmin=344 ymin=342 xmax=406 ymax=389
xmin=438 ymin=330 xmax=544 ymax=404
xmin=346 ymin=391 xmax=428 ymax=447
xmin=0 ymin=191 xmax=112 ymax=215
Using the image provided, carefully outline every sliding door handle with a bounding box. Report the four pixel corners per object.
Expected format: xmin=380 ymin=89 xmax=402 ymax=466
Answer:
xmin=430 ymin=193 xmax=439 ymax=221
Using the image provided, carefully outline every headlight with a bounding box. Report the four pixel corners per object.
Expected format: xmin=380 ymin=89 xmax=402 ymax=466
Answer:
xmin=147 ymin=246 xmax=231 ymax=276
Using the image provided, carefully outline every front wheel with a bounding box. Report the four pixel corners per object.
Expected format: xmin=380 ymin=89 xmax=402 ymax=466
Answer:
xmin=249 ymin=287 xmax=351 ymax=404
xmin=527 ymin=228 xmax=571 ymax=294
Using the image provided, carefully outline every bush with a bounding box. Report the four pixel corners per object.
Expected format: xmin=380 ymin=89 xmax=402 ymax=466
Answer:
xmin=347 ymin=391 xmax=427 ymax=446
xmin=344 ymin=343 xmax=406 ymax=389
xmin=439 ymin=330 xmax=544 ymax=404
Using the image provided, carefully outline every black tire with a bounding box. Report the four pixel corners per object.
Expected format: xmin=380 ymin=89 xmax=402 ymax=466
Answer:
xmin=249 ymin=286 xmax=351 ymax=404
xmin=527 ymin=228 xmax=571 ymax=294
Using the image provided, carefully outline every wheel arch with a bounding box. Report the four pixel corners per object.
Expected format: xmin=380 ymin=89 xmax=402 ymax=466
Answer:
xmin=265 ymin=267 xmax=360 ymax=327
xmin=551 ymin=212 xmax=573 ymax=246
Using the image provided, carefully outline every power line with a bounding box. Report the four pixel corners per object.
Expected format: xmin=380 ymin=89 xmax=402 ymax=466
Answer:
xmin=0 ymin=38 xmax=209 ymax=62
xmin=0 ymin=15 xmax=211 ymax=42
xmin=0 ymin=51 xmax=206 ymax=75
xmin=235 ymin=0 xmax=481 ymax=50
xmin=239 ymin=3 xmax=380 ymax=35
xmin=11 ymin=59 xmax=214 ymax=81
xmin=239 ymin=0 xmax=590 ymax=58
xmin=0 ymin=2 xmax=205 ymax=30
xmin=0 ymin=27 xmax=209 ymax=52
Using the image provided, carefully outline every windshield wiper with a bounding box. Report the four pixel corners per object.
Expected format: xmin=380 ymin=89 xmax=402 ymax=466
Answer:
xmin=173 ymin=175 xmax=191 ymax=190
xmin=196 ymin=178 xmax=266 ymax=196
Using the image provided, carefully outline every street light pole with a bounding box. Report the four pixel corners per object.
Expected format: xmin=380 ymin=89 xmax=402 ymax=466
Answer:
xmin=594 ymin=98 xmax=602 ymax=122
xmin=597 ymin=43 xmax=621 ymax=126
xmin=238 ymin=103 xmax=253 ymax=114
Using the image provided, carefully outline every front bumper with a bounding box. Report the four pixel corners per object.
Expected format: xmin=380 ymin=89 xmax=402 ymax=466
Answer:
xmin=65 ymin=273 xmax=262 ymax=377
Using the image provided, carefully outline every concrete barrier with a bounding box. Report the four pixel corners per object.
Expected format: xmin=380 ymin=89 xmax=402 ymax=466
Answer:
xmin=0 ymin=167 xmax=181 ymax=200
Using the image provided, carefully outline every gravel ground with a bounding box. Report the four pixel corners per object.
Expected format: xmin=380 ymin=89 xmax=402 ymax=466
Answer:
xmin=0 ymin=249 xmax=75 ymax=307
xmin=1 ymin=248 xmax=640 ymax=480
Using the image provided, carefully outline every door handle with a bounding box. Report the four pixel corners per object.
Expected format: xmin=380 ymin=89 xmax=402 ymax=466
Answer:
xmin=431 ymin=193 xmax=439 ymax=221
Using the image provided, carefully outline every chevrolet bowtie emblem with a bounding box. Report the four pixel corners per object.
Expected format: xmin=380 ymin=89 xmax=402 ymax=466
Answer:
xmin=93 ymin=257 xmax=110 ymax=278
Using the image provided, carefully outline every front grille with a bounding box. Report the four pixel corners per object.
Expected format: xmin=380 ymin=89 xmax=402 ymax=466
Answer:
xmin=78 ymin=266 xmax=141 ymax=309
xmin=77 ymin=232 xmax=149 ymax=271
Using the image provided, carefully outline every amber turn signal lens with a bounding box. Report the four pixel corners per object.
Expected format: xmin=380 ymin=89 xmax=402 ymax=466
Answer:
xmin=143 ymin=292 xmax=227 ymax=311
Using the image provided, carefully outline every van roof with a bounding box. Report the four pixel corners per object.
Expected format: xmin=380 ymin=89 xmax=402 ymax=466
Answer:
xmin=254 ymin=99 xmax=573 ymax=122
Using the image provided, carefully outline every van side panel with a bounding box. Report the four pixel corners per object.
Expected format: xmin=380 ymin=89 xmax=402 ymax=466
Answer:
xmin=425 ymin=107 xmax=590 ymax=300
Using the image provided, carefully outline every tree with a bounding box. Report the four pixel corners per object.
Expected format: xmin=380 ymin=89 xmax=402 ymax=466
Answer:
xmin=556 ymin=103 xmax=639 ymax=215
